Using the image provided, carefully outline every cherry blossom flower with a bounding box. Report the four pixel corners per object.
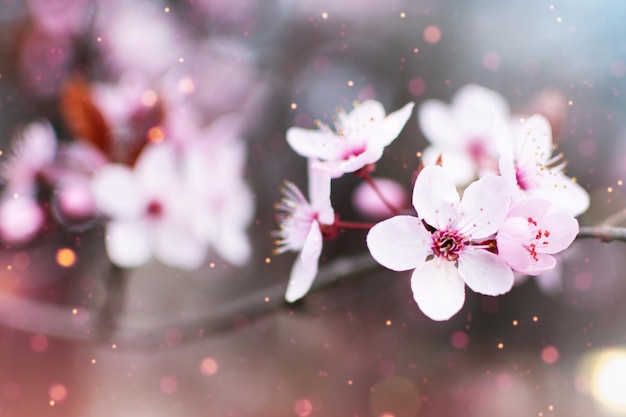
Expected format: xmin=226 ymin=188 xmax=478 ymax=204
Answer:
xmin=352 ymin=177 xmax=407 ymax=220
xmin=91 ymin=142 xmax=207 ymax=270
xmin=418 ymin=84 xmax=512 ymax=185
xmin=0 ymin=194 xmax=45 ymax=244
xmin=274 ymin=162 xmax=334 ymax=302
xmin=286 ymin=100 xmax=414 ymax=178
xmin=496 ymin=114 xmax=590 ymax=217
xmin=496 ymin=198 xmax=578 ymax=276
xmin=367 ymin=165 xmax=514 ymax=321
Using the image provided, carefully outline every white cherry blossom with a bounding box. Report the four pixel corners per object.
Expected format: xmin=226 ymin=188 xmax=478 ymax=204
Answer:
xmin=496 ymin=114 xmax=590 ymax=217
xmin=274 ymin=161 xmax=334 ymax=302
xmin=418 ymin=84 xmax=513 ymax=185
xmin=367 ymin=165 xmax=514 ymax=321
xmin=286 ymin=100 xmax=414 ymax=178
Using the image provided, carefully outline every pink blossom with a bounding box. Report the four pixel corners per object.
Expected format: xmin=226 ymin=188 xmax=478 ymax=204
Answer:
xmin=496 ymin=198 xmax=578 ymax=276
xmin=352 ymin=177 xmax=407 ymax=219
xmin=496 ymin=114 xmax=590 ymax=216
xmin=286 ymin=100 xmax=414 ymax=178
xmin=91 ymin=143 xmax=207 ymax=270
xmin=367 ymin=165 xmax=514 ymax=321
xmin=274 ymin=162 xmax=334 ymax=302
xmin=0 ymin=194 xmax=45 ymax=244
xmin=418 ymin=84 xmax=512 ymax=185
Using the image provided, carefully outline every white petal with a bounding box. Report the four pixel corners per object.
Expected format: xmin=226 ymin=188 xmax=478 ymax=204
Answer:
xmin=105 ymin=220 xmax=152 ymax=268
xmin=529 ymin=173 xmax=590 ymax=217
xmin=496 ymin=217 xmax=534 ymax=271
xmin=286 ymin=127 xmax=342 ymax=161
xmin=337 ymin=147 xmax=384 ymax=173
xmin=212 ymin=228 xmax=252 ymax=266
xmin=0 ymin=194 xmax=44 ymax=243
xmin=285 ymin=221 xmax=323 ymax=302
xmin=457 ymin=248 xmax=514 ymax=296
xmin=307 ymin=161 xmax=334 ymax=224
xmin=367 ymin=215 xmax=432 ymax=271
xmin=153 ymin=219 xmax=207 ymax=270
xmin=515 ymin=115 xmax=553 ymax=165
xmin=456 ymin=175 xmax=510 ymax=239
xmin=341 ymin=100 xmax=386 ymax=133
xmin=418 ymin=100 xmax=458 ymax=148
xmin=368 ymin=101 xmax=414 ymax=148
xmin=412 ymin=165 xmax=459 ymax=230
xmin=410 ymin=257 xmax=466 ymax=321
xmin=452 ymin=84 xmax=510 ymax=121
xmin=135 ymin=143 xmax=179 ymax=195
xmin=91 ymin=164 xmax=143 ymax=218
xmin=421 ymin=146 xmax=477 ymax=186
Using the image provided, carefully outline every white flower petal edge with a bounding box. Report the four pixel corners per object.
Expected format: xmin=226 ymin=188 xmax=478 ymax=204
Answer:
xmin=458 ymin=248 xmax=514 ymax=296
xmin=367 ymin=215 xmax=432 ymax=271
xmin=285 ymin=221 xmax=323 ymax=303
xmin=412 ymin=165 xmax=459 ymax=230
xmin=411 ymin=257 xmax=466 ymax=321
xmin=105 ymin=220 xmax=152 ymax=268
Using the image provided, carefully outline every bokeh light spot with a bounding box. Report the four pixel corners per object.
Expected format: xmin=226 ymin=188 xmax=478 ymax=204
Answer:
xmin=294 ymin=397 xmax=313 ymax=417
xmin=542 ymin=345 xmax=560 ymax=364
xmin=49 ymin=383 xmax=67 ymax=402
xmin=160 ymin=376 xmax=178 ymax=394
xmin=56 ymin=248 xmax=76 ymax=268
xmin=30 ymin=334 xmax=49 ymax=352
xmin=424 ymin=25 xmax=441 ymax=44
xmin=200 ymin=357 xmax=219 ymax=376
xmin=408 ymin=77 xmax=426 ymax=96
xmin=451 ymin=331 xmax=469 ymax=350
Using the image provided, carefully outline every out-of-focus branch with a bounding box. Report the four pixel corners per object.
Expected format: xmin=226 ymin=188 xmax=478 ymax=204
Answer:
xmin=576 ymin=225 xmax=626 ymax=242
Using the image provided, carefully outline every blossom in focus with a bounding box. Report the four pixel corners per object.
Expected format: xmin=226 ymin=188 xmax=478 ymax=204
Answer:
xmin=274 ymin=161 xmax=334 ymax=302
xmin=496 ymin=114 xmax=590 ymax=217
xmin=91 ymin=142 xmax=207 ymax=270
xmin=367 ymin=165 xmax=514 ymax=321
xmin=418 ymin=84 xmax=512 ymax=185
xmin=496 ymin=198 xmax=578 ymax=276
xmin=286 ymin=100 xmax=414 ymax=178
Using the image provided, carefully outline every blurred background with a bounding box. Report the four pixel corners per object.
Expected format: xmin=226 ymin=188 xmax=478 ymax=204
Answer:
xmin=1 ymin=0 xmax=626 ymax=416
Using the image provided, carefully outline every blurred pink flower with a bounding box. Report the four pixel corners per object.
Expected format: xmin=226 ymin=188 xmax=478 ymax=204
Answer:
xmin=0 ymin=194 xmax=45 ymax=244
xmin=274 ymin=161 xmax=334 ymax=302
xmin=91 ymin=143 xmax=207 ymax=270
xmin=26 ymin=0 xmax=93 ymax=36
xmin=367 ymin=165 xmax=513 ymax=321
xmin=287 ymin=100 xmax=414 ymax=178
xmin=496 ymin=114 xmax=590 ymax=216
xmin=496 ymin=198 xmax=578 ymax=276
xmin=418 ymin=84 xmax=511 ymax=185
xmin=351 ymin=177 xmax=407 ymax=219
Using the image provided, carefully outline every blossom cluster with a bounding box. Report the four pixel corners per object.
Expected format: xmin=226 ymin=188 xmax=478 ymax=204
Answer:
xmin=277 ymin=85 xmax=590 ymax=321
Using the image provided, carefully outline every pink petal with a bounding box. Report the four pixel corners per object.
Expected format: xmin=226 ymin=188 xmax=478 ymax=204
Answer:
xmin=135 ymin=143 xmax=179 ymax=195
xmin=307 ymin=161 xmax=334 ymax=224
xmin=0 ymin=195 xmax=44 ymax=243
xmin=496 ymin=217 xmax=534 ymax=271
xmin=285 ymin=221 xmax=323 ymax=302
xmin=529 ymin=173 xmax=590 ymax=217
xmin=286 ymin=127 xmax=342 ymax=161
xmin=420 ymin=146 xmax=477 ymax=186
xmin=368 ymin=101 xmax=414 ymax=148
xmin=90 ymin=164 xmax=143 ymax=219
xmin=456 ymin=175 xmax=510 ymax=239
xmin=457 ymin=248 xmax=514 ymax=296
xmin=418 ymin=100 xmax=458 ymax=149
xmin=505 ymin=198 xmax=550 ymax=219
xmin=336 ymin=147 xmax=384 ymax=173
xmin=537 ymin=212 xmax=578 ymax=254
xmin=410 ymin=257 xmax=465 ymax=321
xmin=367 ymin=215 xmax=432 ymax=271
xmin=352 ymin=177 xmax=407 ymax=220
xmin=105 ymin=220 xmax=151 ymax=268
xmin=519 ymin=253 xmax=557 ymax=276
xmin=153 ymin=218 xmax=207 ymax=270
xmin=412 ymin=165 xmax=459 ymax=230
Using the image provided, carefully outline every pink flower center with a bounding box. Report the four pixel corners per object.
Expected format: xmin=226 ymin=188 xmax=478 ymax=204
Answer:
xmin=525 ymin=216 xmax=551 ymax=261
xmin=515 ymin=165 xmax=532 ymax=191
xmin=146 ymin=199 xmax=163 ymax=218
xmin=431 ymin=229 xmax=465 ymax=261
xmin=341 ymin=144 xmax=366 ymax=160
xmin=466 ymin=139 xmax=487 ymax=163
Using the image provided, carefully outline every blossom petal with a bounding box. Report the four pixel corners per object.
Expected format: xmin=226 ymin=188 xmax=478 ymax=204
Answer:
xmin=418 ymin=100 xmax=457 ymax=149
xmin=519 ymin=253 xmax=557 ymax=276
xmin=421 ymin=146 xmax=477 ymax=186
xmin=456 ymin=175 xmax=510 ymax=239
xmin=91 ymin=164 xmax=143 ymax=218
xmin=285 ymin=221 xmax=323 ymax=302
xmin=367 ymin=215 xmax=432 ymax=271
xmin=410 ymin=257 xmax=465 ymax=321
xmin=368 ymin=101 xmax=414 ymax=148
xmin=529 ymin=173 xmax=590 ymax=217
xmin=412 ymin=165 xmax=459 ymax=229
xmin=457 ymin=248 xmax=514 ymax=296
xmin=515 ymin=115 xmax=553 ymax=165
xmin=286 ymin=127 xmax=342 ymax=161
xmin=496 ymin=217 xmax=534 ymax=271
xmin=537 ymin=212 xmax=579 ymax=253
xmin=307 ymin=161 xmax=334 ymax=224
xmin=105 ymin=220 xmax=151 ymax=268
xmin=135 ymin=143 xmax=178 ymax=195
xmin=153 ymin=219 xmax=207 ymax=270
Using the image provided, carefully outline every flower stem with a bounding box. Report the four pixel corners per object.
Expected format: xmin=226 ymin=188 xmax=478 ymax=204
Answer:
xmin=335 ymin=220 xmax=376 ymax=230
xmin=355 ymin=169 xmax=402 ymax=215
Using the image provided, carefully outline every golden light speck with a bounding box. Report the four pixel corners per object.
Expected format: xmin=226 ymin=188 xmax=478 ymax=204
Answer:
xmin=148 ymin=126 xmax=165 ymax=143
xmin=413 ymin=48 xmax=419 ymax=53
xmin=96 ymin=36 xmax=102 ymax=42
xmin=348 ymin=80 xmax=354 ymax=87
xmin=179 ymin=57 xmax=185 ymax=63
xmin=400 ymin=12 xmax=406 ymax=18
xmin=111 ymin=343 xmax=117 ymax=349
xmin=164 ymin=6 xmax=170 ymax=12
xmin=416 ymin=151 xmax=422 ymax=157
xmin=533 ymin=316 xmax=539 ymax=322
xmin=56 ymin=248 xmax=76 ymax=268
xmin=347 ymin=379 xmax=353 ymax=385
xmin=12 ymin=192 xmax=19 ymax=199
xmin=6 ymin=265 xmax=11 ymax=270
xmin=264 ymin=296 xmax=270 ymax=302
xmin=498 ymin=342 xmax=504 ymax=349
xmin=91 ymin=358 xmax=96 ymax=364
xmin=512 ymin=320 xmax=519 ymax=326
xmin=290 ymin=103 xmax=297 ymax=110
xmin=321 ymin=12 xmax=328 ymax=19
xmin=618 ymin=180 xmax=624 ymax=186
xmin=178 ymin=77 xmax=195 ymax=94
xmin=209 ymin=262 xmax=215 ymax=268
xmin=548 ymin=405 xmax=554 ymax=411
xmin=49 ymin=400 xmax=55 ymax=406
xmin=265 ymin=257 xmax=271 ymax=263
xmin=568 ymin=100 xmax=573 ymax=106
xmin=556 ymin=16 xmax=562 ymax=23
xmin=608 ymin=187 xmax=614 ymax=193
xmin=72 ymin=308 xmax=78 ymax=315
xmin=141 ymin=90 xmax=158 ymax=107
xmin=385 ymin=320 xmax=392 ymax=326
